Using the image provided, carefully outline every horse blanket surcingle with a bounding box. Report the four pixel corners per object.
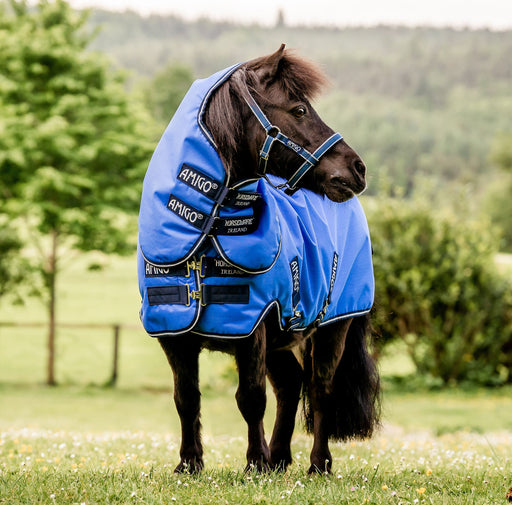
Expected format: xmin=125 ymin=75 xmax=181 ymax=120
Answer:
xmin=137 ymin=64 xmax=374 ymax=338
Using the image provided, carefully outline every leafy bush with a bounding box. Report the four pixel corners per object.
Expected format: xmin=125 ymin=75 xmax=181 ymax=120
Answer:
xmin=483 ymin=177 xmax=512 ymax=253
xmin=366 ymin=197 xmax=512 ymax=386
xmin=0 ymin=216 xmax=25 ymax=303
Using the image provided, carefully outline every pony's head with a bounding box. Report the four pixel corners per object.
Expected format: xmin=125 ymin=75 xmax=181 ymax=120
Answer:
xmin=204 ymin=44 xmax=367 ymax=202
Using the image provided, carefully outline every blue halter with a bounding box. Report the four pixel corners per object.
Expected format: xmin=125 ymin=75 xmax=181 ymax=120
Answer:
xmin=243 ymin=93 xmax=343 ymax=192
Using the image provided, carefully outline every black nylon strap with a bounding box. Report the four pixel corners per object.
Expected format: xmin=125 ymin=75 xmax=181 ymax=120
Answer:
xmin=178 ymin=163 xmax=224 ymax=201
xmin=167 ymin=193 xmax=259 ymax=236
xmin=167 ymin=194 xmax=214 ymax=233
xmin=178 ymin=163 xmax=261 ymax=208
xmin=144 ymin=260 xmax=188 ymax=277
xmin=148 ymin=285 xmax=188 ymax=306
xmin=147 ymin=284 xmax=250 ymax=305
xmin=202 ymin=284 xmax=249 ymax=304
xmin=289 ymin=256 xmax=300 ymax=309
xmin=222 ymin=188 xmax=261 ymax=209
xmin=211 ymin=215 xmax=259 ymax=235
xmin=144 ymin=257 xmax=249 ymax=278
xmin=204 ymin=257 xmax=248 ymax=277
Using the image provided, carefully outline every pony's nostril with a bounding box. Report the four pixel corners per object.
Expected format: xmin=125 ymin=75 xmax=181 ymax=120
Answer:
xmin=352 ymin=158 xmax=366 ymax=178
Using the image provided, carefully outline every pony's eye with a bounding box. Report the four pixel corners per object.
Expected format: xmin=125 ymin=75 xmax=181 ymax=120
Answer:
xmin=291 ymin=105 xmax=307 ymax=119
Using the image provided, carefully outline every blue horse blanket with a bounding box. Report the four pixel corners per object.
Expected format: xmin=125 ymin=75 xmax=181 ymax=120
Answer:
xmin=137 ymin=64 xmax=374 ymax=338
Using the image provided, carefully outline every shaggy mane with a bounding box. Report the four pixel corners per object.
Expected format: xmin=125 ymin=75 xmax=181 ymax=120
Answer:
xmin=203 ymin=49 xmax=329 ymax=177
xmin=248 ymin=49 xmax=329 ymax=101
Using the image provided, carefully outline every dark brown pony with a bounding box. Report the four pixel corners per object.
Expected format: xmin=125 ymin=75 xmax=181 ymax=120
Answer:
xmin=158 ymin=45 xmax=380 ymax=475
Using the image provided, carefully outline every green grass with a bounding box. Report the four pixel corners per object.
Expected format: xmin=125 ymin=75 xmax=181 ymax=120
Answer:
xmin=1 ymin=253 xmax=512 ymax=503
xmin=1 ymin=427 xmax=511 ymax=504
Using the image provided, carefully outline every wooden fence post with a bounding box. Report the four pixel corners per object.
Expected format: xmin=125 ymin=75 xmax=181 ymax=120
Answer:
xmin=109 ymin=324 xmax=121 ymax=387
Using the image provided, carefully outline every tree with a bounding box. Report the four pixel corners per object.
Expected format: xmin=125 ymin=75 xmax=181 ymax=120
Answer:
xmin=142 ymin=63 xmax=194 ymax=125
xmin=0 ymin=0 xmax=154 ymax=385
xmin=0 ymin=217 xmax=24 ymax=301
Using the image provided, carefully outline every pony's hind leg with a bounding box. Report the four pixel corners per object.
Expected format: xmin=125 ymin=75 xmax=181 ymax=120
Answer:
xmin=266 ymin=349 xmax=303 ymax=470
xmin=234 ymin=324 xmax=271 ymax=472
xmin=159 ymin=337 xmax=204 ymax=473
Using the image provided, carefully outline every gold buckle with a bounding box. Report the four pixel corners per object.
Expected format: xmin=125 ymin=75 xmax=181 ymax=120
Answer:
xmin=186 ymin=256 xmax=205 ymax=278
xmin=186 ymin=283 xmax=206 ymax=307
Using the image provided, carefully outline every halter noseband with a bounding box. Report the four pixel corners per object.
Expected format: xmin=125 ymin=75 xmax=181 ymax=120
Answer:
xmin=244 ymin=93 xmax=343 ymax=193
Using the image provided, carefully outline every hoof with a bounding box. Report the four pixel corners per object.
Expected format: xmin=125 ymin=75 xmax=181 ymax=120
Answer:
xmin=269 ymin=447 xmax=292 ymax=472
xmin=307 ymin=462 xmax=332 ymax=475
xmin=244 ymin=459 xmax=271 ymax=474
xmin=269 ymin=460 xmax=291 ymax=472
xmin=174 ymin=459 xmax=204 ymax=474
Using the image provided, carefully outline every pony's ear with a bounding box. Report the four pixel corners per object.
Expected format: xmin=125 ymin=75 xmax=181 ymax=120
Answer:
xmin=254 ymin=43 xmax=286 ymax=85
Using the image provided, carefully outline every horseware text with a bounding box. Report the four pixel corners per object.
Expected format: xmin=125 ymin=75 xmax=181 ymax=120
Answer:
xmin=223 ymin=217 xmax=254 ymax=234
xmin=214 ymin=258 xmax=246 ymax=276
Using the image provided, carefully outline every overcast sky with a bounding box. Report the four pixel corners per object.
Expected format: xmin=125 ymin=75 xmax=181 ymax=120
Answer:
xmin=66 ymin=0 xmax=512 ymax=30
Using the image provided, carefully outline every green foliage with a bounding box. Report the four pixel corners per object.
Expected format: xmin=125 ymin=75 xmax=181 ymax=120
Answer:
xmin=142 ymin=63 xmax=194 ymax=125
xmin=367 ymin=197 xmax=512 ymax=386
xmin=0 ymin=0 xmax=156 ymax=383
xmin=0 ymin=216 xmax=24 ymax=301
xmin=83 ymin=12 xmax=512 ymax=202
xmin=0 ymin=0 xmax=154 ymax=250
xmin=484 ymin=132 xmax=512 ymax=251
xmin=483 ymin=177 xmax=512 ymax=252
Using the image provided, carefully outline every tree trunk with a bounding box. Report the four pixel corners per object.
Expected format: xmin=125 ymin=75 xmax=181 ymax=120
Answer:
xmin=46 ymin=230 xmax=58 ymax=386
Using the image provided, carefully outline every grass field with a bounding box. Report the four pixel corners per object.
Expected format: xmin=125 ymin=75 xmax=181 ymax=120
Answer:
xmin=1 ymin=253 xmax=512 ymax=503
xmin=2 ymin=427 xmax=511 ymax=504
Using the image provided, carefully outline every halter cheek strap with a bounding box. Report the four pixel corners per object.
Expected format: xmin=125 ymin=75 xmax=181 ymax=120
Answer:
xmin=243 ymin=93 xmax=343 ymax=192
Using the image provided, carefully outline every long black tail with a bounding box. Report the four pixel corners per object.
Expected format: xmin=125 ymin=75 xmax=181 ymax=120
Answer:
xmin=302 ymin=314 xmax=381 ymax=440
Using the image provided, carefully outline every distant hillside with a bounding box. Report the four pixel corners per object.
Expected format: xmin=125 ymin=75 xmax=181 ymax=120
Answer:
xmin=86 ymin=11 xmax=510 ymax=97
xmin=85 ymin=10 xmax=512 ymax=199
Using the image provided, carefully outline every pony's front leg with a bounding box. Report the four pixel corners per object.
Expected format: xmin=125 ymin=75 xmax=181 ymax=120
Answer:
xmin=159 ymin=337 xmax=204 ymax=473
xmin=267 ymin=349 xmax=303 ymax=470
xmin=308 ymin=320 xmax=351 ymax=474
xmin=235 ymin=325 xmax=270 ymax=472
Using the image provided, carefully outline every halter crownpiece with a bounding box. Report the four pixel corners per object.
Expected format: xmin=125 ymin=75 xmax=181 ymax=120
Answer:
xmin=243 ymin=93 xmax=343 ymax=192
